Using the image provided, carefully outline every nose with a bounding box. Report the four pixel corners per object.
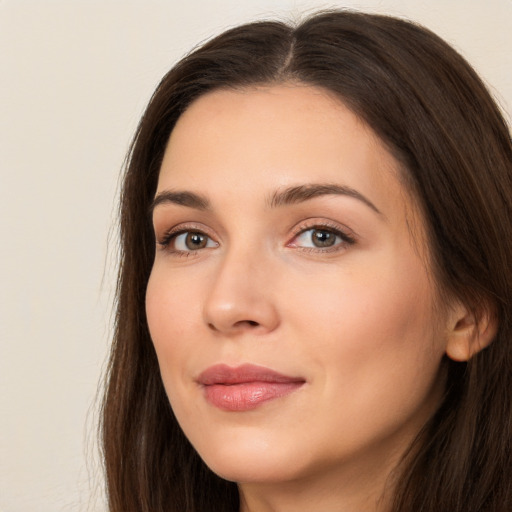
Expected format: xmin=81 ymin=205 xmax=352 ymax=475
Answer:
xmin=202 ymin=246 xmax=280 ymax=336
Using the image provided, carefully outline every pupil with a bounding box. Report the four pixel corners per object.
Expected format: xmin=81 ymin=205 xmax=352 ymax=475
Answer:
xmin=186 ymin=232 xmax=206 ymax=249
xmin=313 ymin=230 xmax=335 ymax=247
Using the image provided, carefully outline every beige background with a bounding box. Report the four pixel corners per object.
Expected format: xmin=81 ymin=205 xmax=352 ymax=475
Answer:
xmin=1 ymin=0 xmax=510 ymax=510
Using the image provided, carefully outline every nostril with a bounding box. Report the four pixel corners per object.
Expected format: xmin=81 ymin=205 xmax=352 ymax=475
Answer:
xmin=207 ymin=319 xmax=259 ymax=331
xmin=234 ymin=320 xmax=260 ymax=328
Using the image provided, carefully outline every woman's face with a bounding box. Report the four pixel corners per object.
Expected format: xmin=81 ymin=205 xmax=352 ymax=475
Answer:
xmin=146 ymin=85 xmax=450 ymax=491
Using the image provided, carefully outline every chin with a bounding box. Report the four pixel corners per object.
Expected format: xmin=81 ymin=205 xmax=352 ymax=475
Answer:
xmin=195 ymin=437 xmax=308 ymax=484
xmin=207 ymin=459 xmax=301 ymax=485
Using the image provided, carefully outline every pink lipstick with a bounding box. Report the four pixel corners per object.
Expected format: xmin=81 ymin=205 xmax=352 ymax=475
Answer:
xmin=197 ymin=364 xmax=305 ymax=411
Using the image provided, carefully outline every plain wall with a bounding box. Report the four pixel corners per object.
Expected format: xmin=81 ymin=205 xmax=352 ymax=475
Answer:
xmin=1 ymin=0 xmax=510 ymax=510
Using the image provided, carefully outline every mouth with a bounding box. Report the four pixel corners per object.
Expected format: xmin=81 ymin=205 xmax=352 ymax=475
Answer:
xmin=197 ymin=363 xmax=306 ymax=412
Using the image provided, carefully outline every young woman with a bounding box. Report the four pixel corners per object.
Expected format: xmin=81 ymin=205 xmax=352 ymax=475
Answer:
xmin=101 ymin=10 xmax=512 ymax=512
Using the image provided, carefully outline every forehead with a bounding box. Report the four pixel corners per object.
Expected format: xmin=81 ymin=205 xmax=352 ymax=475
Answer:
xmin=160 ymin=85 xmax=397 ymax=187
xmin=157 ymin=84 xmax=420 ymax=227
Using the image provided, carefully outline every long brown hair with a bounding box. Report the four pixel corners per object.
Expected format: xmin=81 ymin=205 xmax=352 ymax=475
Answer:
xmin=101 ymin=10 xmax=512 ymax=511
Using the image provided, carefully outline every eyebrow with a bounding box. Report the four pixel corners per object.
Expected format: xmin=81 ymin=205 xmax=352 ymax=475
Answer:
xmin=150 ymin=190 xmax=211 ymax=214
xmin=150 ymin=183 xmax=383 ymax=217
xmin=269 ymin=183 xmax=383 ymax=216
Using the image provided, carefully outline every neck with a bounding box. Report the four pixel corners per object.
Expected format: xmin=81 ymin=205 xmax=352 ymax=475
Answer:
xmin=238 ymin=447 xmax=401 ymax=512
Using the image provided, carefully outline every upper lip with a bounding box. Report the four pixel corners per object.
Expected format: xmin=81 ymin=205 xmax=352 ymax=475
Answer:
xmin=197 ymin=363 xmax=305 ymax=385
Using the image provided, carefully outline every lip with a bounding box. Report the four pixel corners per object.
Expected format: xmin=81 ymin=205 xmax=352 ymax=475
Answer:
xmin=197 ymin=364 xmax=305 ymax=412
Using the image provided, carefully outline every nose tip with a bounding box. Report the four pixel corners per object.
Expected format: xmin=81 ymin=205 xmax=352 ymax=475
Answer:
xmin=205 ymin=300 xmax=279 ymax=335
xmin=202 ymin=258 xmax=280 ymax=336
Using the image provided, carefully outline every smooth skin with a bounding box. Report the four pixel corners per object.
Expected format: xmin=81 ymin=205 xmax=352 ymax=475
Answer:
xmin=146 ymin=84 xmax=489 ymax=512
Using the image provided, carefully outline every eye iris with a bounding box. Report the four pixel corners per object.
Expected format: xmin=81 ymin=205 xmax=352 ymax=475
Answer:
xmin=312 ymin=229 xmax=336 ymax=247
xmin=185 ymin=232 xmax=207 ymax=250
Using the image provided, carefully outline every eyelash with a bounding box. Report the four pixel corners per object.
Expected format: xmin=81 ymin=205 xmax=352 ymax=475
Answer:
xmin=157 ymin=221 xmax=356 ymax=257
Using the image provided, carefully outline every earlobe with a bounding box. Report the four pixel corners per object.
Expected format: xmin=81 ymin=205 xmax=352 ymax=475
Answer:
xmin=445 ymin=302 xmax=497 ymax=362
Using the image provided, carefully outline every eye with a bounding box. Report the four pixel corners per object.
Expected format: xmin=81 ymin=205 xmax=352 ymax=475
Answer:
xmin=289 ymin=226 xmax=355 ymax=250
xmin=159 ymin=229 xmax=218 ymax=253
xmin=175 ymin=231 xmax=217 ymax=251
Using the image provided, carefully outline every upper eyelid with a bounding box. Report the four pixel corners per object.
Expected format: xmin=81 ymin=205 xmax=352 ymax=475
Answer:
xmin=157 ymin=221 xmax=214 ymax=236
xmin=291 ymin=219 xmax=356 ymax=238
xmin=157 ymin=222 xmax=217 ymax=246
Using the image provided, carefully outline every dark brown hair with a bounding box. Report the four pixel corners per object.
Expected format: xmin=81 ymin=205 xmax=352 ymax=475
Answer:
xmin=101 ymin=10 xmax=512 ymax=512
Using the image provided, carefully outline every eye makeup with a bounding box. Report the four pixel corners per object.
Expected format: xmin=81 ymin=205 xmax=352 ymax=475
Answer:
xmin=154 ymin=216 xmax=358 ymax=259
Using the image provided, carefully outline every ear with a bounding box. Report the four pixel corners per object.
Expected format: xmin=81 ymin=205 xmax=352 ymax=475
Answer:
xmin=445 ymin=301 xmax=497 ymax=362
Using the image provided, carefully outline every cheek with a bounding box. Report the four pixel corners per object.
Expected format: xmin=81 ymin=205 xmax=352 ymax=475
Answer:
xmin=145 ymin=267 xmax=203 ymax=373
xmin=289 ymin=251 xmax=443 ymax=397
xmin=294 ymin=258 xmax=434 ymax=343
xmin=145 ymin=267 xmax=207 ymax=432
xmin=281 ymin=262 xmax=445 ymax=456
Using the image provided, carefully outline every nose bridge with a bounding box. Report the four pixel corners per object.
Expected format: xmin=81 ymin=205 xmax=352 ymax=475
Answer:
xmin=203 ymin=238 xmax=279 ymax=334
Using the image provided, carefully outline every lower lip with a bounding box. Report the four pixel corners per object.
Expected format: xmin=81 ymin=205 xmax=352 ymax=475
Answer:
xmin=203 ymin=381 xmax=304 ymax=411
